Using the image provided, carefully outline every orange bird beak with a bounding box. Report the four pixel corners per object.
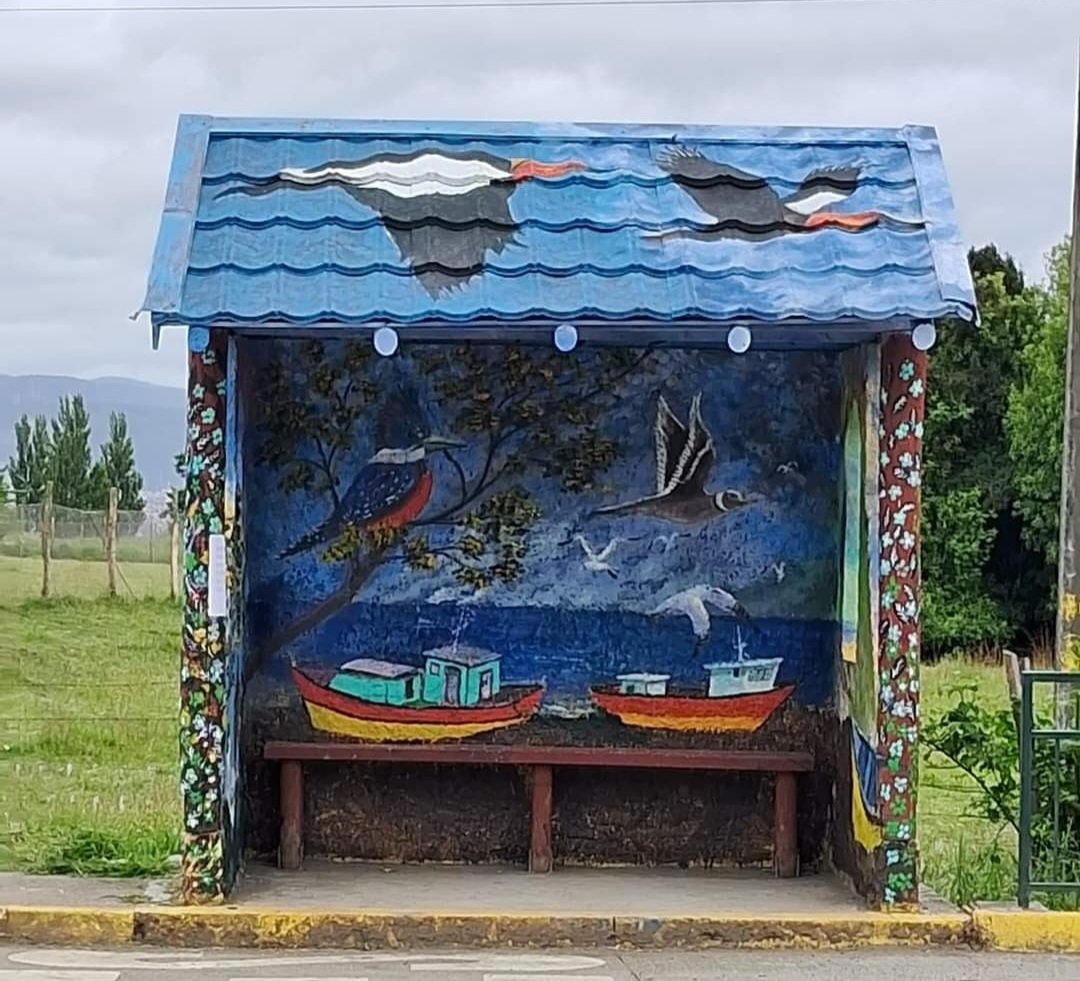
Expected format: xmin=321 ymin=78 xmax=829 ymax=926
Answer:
xmin=803 ymin=211 xmax=880 ymax=232
xmin=509 ymin=158 xmax=587 ymax=182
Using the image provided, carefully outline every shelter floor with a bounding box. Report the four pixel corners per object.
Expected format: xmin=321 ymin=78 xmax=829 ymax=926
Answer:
xmin=0 ymin=865 xmax=957 ymax=915
xmin=236 ymin=861 xmax=884 ymax=915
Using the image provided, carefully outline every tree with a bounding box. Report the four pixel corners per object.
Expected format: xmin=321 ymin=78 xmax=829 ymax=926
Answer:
xmin=50 ymin=395 xmax=105 ymax=510
xmin=98 ymin=412 xmax=145 ymax=512
xmin=1008 ymin=240 xmax=1070 ymax=566
xmin=7 ymin=414 xmax=52 ymax=504
xmin=252 ymin=340 xmax=659 ymax=664
xmin=922 ymin=245 xmax=1045 ymax=652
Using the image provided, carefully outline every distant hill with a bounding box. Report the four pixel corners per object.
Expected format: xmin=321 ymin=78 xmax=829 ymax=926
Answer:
xmin=0 ymin=374 xmax=185 ymax=492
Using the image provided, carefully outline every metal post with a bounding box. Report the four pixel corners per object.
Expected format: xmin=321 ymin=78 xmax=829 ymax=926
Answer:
xmin=1018 ymin=671 xmax=1033 ymax=908
xmin=1054 ymin=48 xmax=1080 ymax=722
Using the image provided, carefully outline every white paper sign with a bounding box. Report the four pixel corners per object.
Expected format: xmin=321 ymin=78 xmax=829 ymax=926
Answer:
xmin=208 ymin=533 xmax=228 ymax=618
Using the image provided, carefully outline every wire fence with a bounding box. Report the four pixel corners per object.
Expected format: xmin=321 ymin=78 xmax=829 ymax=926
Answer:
xmin=0 ymin=499 xmax=178 ymax=601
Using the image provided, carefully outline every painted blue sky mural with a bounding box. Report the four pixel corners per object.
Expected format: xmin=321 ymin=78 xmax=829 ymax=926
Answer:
xmin=243 ymin=341 xmax=843 ymax=735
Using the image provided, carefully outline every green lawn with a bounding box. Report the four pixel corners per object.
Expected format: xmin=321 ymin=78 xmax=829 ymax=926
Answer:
xmin=0 ymin=555 xmax=171 ymax=604
xmin=0 ymin=559 xmax=1053 ymax=900
xmin=0 ymin=559 xmax=179 ymax=875
xmin=919 ymin=659 xmax=1019 ymax=905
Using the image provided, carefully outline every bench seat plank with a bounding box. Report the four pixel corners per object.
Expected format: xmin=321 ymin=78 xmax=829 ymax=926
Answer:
xmin=264 ymin=741 xmax=813 ymax=772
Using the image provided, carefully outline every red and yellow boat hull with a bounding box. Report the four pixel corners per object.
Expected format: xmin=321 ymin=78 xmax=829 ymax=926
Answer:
xmin=590 ymin=683 xmax=794 ymax=733
xmin=292 ymin=666 xmax=543 ymax=743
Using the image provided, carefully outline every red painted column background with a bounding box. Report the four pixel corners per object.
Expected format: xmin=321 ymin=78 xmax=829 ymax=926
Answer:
xmin=877 ymin=333 xmax=927 ymax=907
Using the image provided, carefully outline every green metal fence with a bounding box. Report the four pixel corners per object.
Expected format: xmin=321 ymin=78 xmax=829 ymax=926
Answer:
xmin=1019 ymin=670 xmax=1080 ymax=908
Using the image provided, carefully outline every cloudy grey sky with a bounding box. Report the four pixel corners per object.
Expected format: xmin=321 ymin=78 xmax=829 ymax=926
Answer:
xmin=1 ymin=0 xmax=1077 ymax=388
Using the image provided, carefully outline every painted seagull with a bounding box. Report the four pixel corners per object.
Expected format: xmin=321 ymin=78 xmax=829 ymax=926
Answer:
xmin=592 ymin=393 xmax=753 ymax=524
xmin=573 ymin=534 xmax=621 ymax=578
xmin=650 ymin=148 xmax=923 ymax=242
xmin=650 ymin=584 xmax=749 ymax=657
xmin=279 ymin=393 xmax=463 ymax=559
xmin=218 ymin=149 xmax=585 ymax=295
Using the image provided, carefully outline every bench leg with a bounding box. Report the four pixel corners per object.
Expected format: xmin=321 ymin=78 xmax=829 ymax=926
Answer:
xmin=529 ymin=764 xmax=553 ymax=874
xmin=279 ymin=759 xmax=304 ymax=871
xmin=774 ymin=771 xmax=797 ymax=878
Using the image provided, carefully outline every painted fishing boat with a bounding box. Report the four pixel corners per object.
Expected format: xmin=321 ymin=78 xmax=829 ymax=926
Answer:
xmin=292 ymin=660 xmax=544 ymax=743
xmin=590 ymin=628 xmax=793 ymax=733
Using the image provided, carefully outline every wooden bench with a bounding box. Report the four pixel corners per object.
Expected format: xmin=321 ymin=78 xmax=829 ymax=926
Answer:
xmin=264 ymin=742 xmax=814 ymax=877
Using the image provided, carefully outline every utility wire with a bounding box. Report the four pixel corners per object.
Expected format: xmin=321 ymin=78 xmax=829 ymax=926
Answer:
xmin=0 ymin=0 xmax=1058 ymax=13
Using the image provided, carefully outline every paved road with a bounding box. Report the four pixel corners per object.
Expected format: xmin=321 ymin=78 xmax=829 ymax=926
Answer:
xmin=0 ymin=945 xmax=1077 ymax=981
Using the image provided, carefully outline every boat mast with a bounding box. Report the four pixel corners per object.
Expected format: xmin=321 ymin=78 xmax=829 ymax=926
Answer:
xmin=734 ymin=625 xmax=747 ymax=663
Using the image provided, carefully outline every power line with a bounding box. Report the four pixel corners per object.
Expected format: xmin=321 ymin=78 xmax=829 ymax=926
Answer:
xmin=0 ymin=0 xmax=1055 ymax=13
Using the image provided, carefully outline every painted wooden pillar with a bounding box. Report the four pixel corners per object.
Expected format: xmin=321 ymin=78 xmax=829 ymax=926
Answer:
xmin=876 ymin=333 xmax=927 ymax=908
xmin=180 ymin=327 xmax=230 ymax=903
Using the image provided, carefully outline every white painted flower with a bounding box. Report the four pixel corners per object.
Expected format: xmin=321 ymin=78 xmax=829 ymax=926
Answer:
xmin=887 ymin=624 xmax=901 ymax=643
xmin=880 ymin=451 xmax=891 ymax=467
xmin=899 ymin=452 xmax=914 ymax=468
xmin=888 ymin=484 xmax=903 ymax=501
xmin=907 ymin=470 xmax=921 ymax=488
xmin=883 ymin=531 xmax=895 ymax=548
xmin=909 ymin=378 xmax=924 ymax=398
xmin=900 ymin=531 xmax=916 ymax=551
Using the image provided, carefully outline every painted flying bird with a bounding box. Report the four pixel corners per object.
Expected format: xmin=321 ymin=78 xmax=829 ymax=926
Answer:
xmin=652 ymin=531 xmax=689 ymax=553
xmin=592 ymin=393 xmax=753 ymax=524
xmin=279 ymin=394 xmax=464 ymax=559
xmin=650 ymin=149 xmax=923 ymax=243
xmin=649 ymin=584 xmax=749 ymax=657
xmin=217 ymin=149 xmax=586 ymax=295
xmin=573 ymin=534 xmax=621 ymax=578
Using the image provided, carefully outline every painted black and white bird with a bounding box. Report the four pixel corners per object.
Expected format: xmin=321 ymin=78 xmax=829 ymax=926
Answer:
xmin=592 ymin=393 xmax=753 ymax=524
xmin=651 ymin=149 xmax=923 ymax=243
xmin=217 ymin=149 xmax=585 ymax=295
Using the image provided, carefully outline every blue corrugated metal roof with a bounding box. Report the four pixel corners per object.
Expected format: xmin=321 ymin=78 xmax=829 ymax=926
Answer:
xmin=142 ymin=116 xmax=976 ymax=336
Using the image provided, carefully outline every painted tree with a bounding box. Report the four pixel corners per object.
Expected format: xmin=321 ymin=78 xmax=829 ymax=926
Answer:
xmin=98 ymin=412 xmax=145 ymax=512
xmin=253 ymin=339 xmax=655 ymax=662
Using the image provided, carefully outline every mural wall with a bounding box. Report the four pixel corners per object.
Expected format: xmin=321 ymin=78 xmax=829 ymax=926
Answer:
xmin=833 ymin=346 xmax=884 ymax=896
xmin=239 ymin=339 xmax=847 ymax=866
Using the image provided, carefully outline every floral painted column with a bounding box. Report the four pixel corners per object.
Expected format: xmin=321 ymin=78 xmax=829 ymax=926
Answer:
xmin=180 ymin=327 xmax=230 ymax=902
xmin=877 ymin=332 xmax=926 ymax=909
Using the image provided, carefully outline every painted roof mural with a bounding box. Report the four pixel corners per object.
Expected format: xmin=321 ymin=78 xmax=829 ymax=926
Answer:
xmin=144 ymin=117 xmax=976 ymax=333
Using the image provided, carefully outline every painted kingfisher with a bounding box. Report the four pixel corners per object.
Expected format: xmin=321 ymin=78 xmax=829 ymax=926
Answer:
xmin=280 ymin=396 xmax=463 ymax=559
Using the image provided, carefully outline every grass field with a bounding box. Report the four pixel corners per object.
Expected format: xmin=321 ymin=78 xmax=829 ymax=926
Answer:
xmin=0 ymin=556 xmax=1060 ymax=900
xmin=0 ymin=559 xmax=179 ymax=875
xmin=0 ymin=555 xmax=171 ymax=604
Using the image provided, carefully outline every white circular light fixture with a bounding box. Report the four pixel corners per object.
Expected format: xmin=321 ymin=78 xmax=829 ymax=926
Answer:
xmin=727 ymin=325 xmax=752 ymax=354
xmin=554 ymin=323 xmax=579 ymax=352
xmin=373 ymin=326 xmax=399 ymax=357
xmin=912 ymin=322 xmax=937 ymax=352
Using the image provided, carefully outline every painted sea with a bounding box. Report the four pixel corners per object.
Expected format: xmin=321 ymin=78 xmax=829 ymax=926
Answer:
xmin=257 ymin=601 xmax=837 ymax=710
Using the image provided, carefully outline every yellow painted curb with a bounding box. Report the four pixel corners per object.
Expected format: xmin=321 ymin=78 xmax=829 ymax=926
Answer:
xmin=1 ymin=905 xmax=135 ymax=946
xmin=971 ymin=908 xmax=1080 ymax=952
xmin=0 ymin=904 xmax=976 ymax=950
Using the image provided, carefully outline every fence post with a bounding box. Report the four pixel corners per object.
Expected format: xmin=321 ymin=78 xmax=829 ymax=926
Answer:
xmin=169 ymin=515 xmax=181 ymax=602
xmin=106 ymin=487 xmax=119 ymax=598
xmin=40 ymin=481 xmax=53 ymax=599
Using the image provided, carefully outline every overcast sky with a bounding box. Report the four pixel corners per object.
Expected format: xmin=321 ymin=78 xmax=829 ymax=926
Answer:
xmin=1 ymin=0 xmax=1078 ymax=388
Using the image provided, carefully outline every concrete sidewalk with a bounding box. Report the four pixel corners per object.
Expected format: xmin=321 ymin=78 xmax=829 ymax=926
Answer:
xmin=0 ymin=863 xmax=1076 ymax=952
